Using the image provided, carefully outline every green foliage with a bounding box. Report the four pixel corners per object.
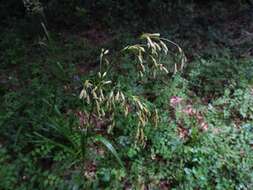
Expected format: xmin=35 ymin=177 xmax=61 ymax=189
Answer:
xmin=213 ymin=88 xmax=253 ymax=120
xmin=1 ymin=9 xmax=253 ymax=189
xmin=148 ymin=125 xmax=253 ymax=189
xmin=188 ymin=56 xmax=253 ymax=96
xmin=0 ymin=33 xmax=26 ymax=68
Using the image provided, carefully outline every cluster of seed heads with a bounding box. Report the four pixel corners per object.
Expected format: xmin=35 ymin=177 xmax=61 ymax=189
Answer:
xmin=78 ymin=34 xmax=182 ymax=144
xmin=132 ymin=96 xmax=150 ymax=127
xmin=79 ymin=72 xmax=113 ymax=117
xmin=124 ymin=33 xmax=186 ymax=77
xmin=79 ymin=73 xmax=151 ymax=121
xmin=79 ymin=71 xmax=158 ymax=143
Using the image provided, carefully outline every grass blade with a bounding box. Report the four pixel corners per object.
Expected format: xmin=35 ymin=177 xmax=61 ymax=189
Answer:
xmin=93 ymin=135 xmax=125 ymax=169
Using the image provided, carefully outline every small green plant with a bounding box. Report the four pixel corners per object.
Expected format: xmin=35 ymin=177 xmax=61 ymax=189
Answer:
xmin=213 ymin=87 xmax=253 ymax=121
xmin=79 ymin=69 xmax=153 ymax=145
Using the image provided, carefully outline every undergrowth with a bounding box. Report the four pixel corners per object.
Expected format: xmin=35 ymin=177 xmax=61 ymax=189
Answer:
xmin=0 ymin=25 xmax=253 ymax=190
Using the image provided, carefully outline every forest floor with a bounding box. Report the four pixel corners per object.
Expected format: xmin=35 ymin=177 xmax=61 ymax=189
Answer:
xmin=0 ymin=3 xmax=253 ymax=190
